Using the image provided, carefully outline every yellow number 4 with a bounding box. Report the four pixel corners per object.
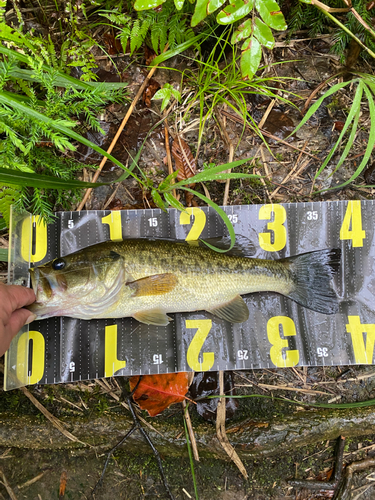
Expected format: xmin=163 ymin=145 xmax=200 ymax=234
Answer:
xmin=340 ymin=201 xmax=365 ymax=248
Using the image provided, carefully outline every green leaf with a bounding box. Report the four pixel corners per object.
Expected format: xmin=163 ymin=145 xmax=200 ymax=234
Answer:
xmin=207 ymin=0 xmax=227 ymax=14
xmin=328 ymin=83 xmax=375 ymax=191
xmin=0 ymin=168 xmax=105 ymax=189
xmin=314 ymin=81 xmax=363 ymax=179
xmin=289 ymin=80 xmax=353 ymax=138
xmin=191 ymin=0 xmax=210 ymax=26
xmin=171 ymin=158 xmax=258 ymax=187
xmin=159 ymin=170 xmax=179 ymax=191
xmin=0 ymin=218 xmax=6 ymax=231
xmin=0 ymin=91 xmax=137 ymax=180
xmin=217 ymin=0 xmax=253 ymax=25
xmin=240 ymin=37 xmax=262 ymax=80
xmin=254 ymin=18 xmax=275 ymax=49
xmin=164 ymin=192 xmax=185 ymax=211
xmin=174 ymin=0 xmax=185 ymax=9
xmin=180 ymin=187 xmax=236 ymax=252
xmin=151 ymin=189 xmax=166 ymax=210
xmin=0 ymin=46 xmax=127 ymax=91
xmin=151 ymin=34 xmax=206 ymax=64
xmin=152 ymin=88 xmax=172 ymax=101
xmin=0 ymin=248 xmax=8 ymax=261
xmin=255 ymin=0 xmax=287 ymax=30
xmin=134 ymin=0 xmax=166 ymax=11
xmin=231 ymin=19 xmax=253 ymax=44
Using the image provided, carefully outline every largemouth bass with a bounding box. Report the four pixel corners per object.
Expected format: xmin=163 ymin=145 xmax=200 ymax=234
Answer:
xmin=28 ymin=240 xmax=341 ymax=325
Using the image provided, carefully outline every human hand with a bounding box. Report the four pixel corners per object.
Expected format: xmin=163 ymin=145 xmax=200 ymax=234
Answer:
xmin=0 ymin=284 xmax=36 ymax=356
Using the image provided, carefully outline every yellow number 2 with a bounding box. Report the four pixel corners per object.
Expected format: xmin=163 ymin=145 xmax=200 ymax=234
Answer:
xmin=186 ymin=319 xmax=214 ymax=371
xmin=267 ymin=316 xmax=299 ymax=367
xmin=259 ymin=204 xmax=287 ymax=252
xmin=180 ymin=207 xmax=206 ymax=246
xmin=340 ymin=200 xmax=366 ymax=247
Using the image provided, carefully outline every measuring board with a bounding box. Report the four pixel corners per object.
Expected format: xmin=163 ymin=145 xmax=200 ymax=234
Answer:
xmin=4 ymin=200 xmax=375 ymax=390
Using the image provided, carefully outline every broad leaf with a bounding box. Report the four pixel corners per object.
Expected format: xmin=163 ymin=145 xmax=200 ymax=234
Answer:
xmin=134 ymin=0 xmax=166 ymax=10
xmin=207 ymin=0 xmax=227 ymax=14
xmin=231 ymin=19 xmax=253 ymax=44
xmin=0 ymin=168 xmax=105 ymax=189
xmin=191 ymin=0 xmax=210 ymax=26
xmin=130 ymin=373 xmax=189 ymax=416
xmin=255 ymin=0 xmax=287 ymax=30
xmin=174 ymin=0 xmax=185 ymax=9
xmin=254 ymin=18 xmax=275 ymax=49
xmin=217 ymin=0 xmax=253 ymax=25
xmin=240 ymin=36 xmax=262 ymax=80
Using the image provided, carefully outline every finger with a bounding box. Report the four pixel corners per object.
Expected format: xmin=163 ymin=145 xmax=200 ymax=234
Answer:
xmin=1 ymin=284 xmax=36 ymax=311
xmin=0 ymin=309 xmax=36 ymax=356
xmin=7 ymin=308 xmax=36 ymax=337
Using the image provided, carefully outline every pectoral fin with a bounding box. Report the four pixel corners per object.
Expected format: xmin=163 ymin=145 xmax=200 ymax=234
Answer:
xmin=127 ymin=273 xmax=178 ymax=297
xmin=208 ymin=295 xmax=249 ymax=323
xmin=133 ymin=309 xmax=172 ymax=326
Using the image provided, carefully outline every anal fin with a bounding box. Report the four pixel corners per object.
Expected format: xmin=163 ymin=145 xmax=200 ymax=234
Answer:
xmin=208 ymin=295 xmax=249 ymax=323
xmin=133 ymin=309 xmax=172 ymax=326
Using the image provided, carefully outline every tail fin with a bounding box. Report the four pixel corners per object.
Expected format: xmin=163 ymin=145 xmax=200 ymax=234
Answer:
xmin=282 ymin=249 xmax=341 ymax=315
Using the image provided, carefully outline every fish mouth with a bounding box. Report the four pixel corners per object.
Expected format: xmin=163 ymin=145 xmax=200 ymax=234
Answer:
xmin=29 ymin=267 xmax=38 ymax=296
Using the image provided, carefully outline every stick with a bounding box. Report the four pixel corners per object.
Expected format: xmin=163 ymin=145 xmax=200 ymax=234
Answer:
xmin=77 ymin=49 xmax=168 ymax=211
xmin=216 ymin=372 xmax=248 ymax=479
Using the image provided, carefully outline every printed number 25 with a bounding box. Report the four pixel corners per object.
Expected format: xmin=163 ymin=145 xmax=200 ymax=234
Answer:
xmin=258 ymin=204 xmax=287 ymax=252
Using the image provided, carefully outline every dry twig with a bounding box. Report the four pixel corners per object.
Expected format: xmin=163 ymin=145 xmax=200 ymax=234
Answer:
xmin=216 ymin=371 xmax=248 ymax=479
xmin=77 ymin=48 xmax=168 ymax=210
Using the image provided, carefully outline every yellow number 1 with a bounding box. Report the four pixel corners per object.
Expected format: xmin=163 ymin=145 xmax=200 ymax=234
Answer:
xmin=340 ymin=200 xmax=365 ymax=247
xmin=102 ymin=212 xmax=122 ymax=241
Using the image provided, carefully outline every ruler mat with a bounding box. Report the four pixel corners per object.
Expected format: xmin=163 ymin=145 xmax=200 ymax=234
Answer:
xmin=4 ymin=201 xmax=375 ymax=390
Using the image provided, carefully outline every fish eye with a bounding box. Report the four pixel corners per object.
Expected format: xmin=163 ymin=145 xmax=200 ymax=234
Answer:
xmin=52 ymin=258 xmax=66 ymax=271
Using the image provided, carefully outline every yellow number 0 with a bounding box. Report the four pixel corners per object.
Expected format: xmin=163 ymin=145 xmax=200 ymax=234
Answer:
xmin=16 ymin=331 xmax=45 ymax=385
xmin=20 ymin=215 xmax=47 ymax=264
xmin=267 ymin=316 xmax=299 ymax=367
xmin=258 ymin=204 xmax=287 ymax=252
xmin=186 ymin=319 xmax=214 ymax=371
xmin=180 ymin=207 xmax=206 ymax=246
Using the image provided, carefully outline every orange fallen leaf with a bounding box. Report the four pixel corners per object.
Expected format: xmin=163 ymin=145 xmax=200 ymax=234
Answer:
xmin=130 ymin=372 xmax=189 ymax=416
xmin=59 ymin=470 xmax=67 ymax=499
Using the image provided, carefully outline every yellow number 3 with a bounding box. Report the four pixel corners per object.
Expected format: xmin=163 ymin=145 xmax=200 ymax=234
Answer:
xmin=258 ymin=204 xmax=287 ymax=252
